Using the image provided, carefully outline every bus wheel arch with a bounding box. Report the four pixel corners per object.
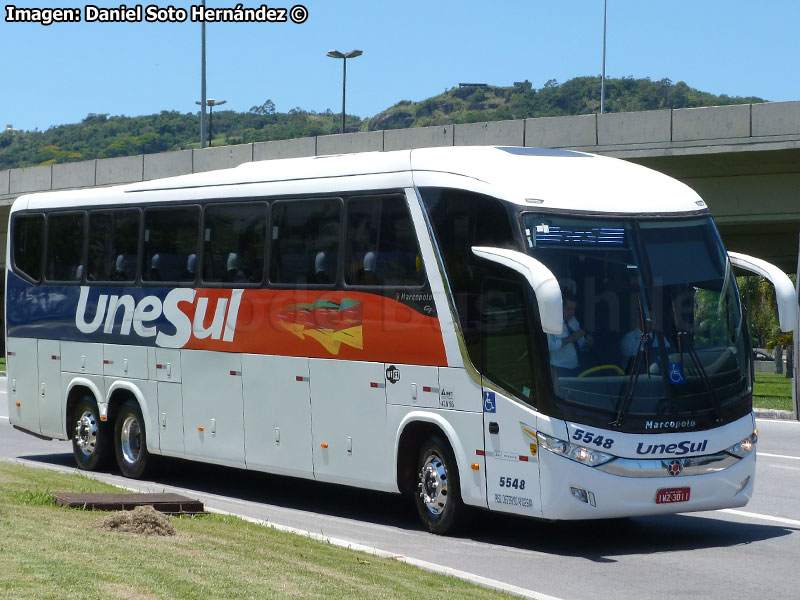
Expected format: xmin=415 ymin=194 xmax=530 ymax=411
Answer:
xmin=107 ymin=387 xmax=155 ymax=479
xmin=68 ymin=387 xmax=111 ymax=471
xmin=397 ymin=418 xmax=466 ymax=535
xmin=397 ymin=421 xmax=446 ymax=494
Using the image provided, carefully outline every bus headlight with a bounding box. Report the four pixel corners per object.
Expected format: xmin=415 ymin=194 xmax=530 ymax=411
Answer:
xmin=726 ymin=431 xmax=758 ymax=458
xmin=536 ymin=432 xmax=614 ymax=467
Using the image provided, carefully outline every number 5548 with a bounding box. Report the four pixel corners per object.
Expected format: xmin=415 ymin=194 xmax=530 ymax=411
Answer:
xmin=499 ymin=477 xmax=525 ymax=490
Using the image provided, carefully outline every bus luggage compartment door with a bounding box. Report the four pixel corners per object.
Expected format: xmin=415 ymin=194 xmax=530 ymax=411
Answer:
xmin=37 ymin=339 xmax=63 ymax=439
xmin=6 ymin=337 xmax=40 ymax=434
xmin=242 ymin=354 xmax=313 ymax=477
xmin=482 ymin=388 xmax=543 ymax=518
xmin=181 ymin=350 xmax=245 ymax=466
xmin=309 ymin=359 xmax=391 ymax=488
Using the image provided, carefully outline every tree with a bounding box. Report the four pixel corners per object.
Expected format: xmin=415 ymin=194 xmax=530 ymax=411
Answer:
xmin=249 ymin=100 xmax=276 ymax=115
xmin=738 ymin=275 xmax=794 ymax=351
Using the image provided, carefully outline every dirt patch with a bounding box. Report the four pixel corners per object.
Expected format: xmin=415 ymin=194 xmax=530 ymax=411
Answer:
xmin=96 ymin=505 xmax=176 ymax=536
xmin=101 ymin=582 xmax=161 ymax=600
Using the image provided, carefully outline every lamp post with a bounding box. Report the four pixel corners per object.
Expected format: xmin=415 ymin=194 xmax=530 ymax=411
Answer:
xmin=600 ymin=0 xmax=607 ymax=114
xmin=195 ymin=98 xmax=226 ymax=146
xmin=206 ymin=99 xmax=226 ymax=146
xmin=327 ymin=49 xmax=363 ymax=133
xmin=200 ymin=0 xmax=206 ymax=147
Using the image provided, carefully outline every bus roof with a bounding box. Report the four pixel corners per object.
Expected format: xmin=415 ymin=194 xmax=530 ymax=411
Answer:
xmin=14 ymin=146 xmax=705 ymax=215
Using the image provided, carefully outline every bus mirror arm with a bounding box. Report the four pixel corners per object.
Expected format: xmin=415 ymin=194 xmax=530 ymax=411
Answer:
xmin=471 ymin=246 xmax=564 ymax=335
xmin=728 ymin=251 xmax=798 ymax=333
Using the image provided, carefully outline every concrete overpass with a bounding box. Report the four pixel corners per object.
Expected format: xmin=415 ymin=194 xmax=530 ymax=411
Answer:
xmin=1 ymin=100 xmax=799 ymax=272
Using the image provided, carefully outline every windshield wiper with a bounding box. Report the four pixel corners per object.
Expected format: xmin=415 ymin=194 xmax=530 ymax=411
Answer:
xmin=610 ymin=296 xmax=649 ymax=428
xmin=676 ymin=331 xmax=725 ymax=424
xmin=670 ymin=296 xmax=724 ymax=424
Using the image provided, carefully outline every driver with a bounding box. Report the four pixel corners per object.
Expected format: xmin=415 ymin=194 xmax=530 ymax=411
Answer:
xmin=547 ymin=295 xmax=594 ymax=377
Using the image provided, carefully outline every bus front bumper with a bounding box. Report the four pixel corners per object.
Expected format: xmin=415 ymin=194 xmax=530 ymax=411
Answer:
xmin=537 ymin=447 xmax=756 ymax=520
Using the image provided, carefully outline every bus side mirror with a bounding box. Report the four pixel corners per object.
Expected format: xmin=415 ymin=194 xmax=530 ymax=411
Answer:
xmin=728 ymin=251 xmax=798 ymax=333
xmin=471 ymin=246 xmax=563 ymax=335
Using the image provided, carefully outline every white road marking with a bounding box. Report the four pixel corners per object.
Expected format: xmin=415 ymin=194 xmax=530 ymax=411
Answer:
xmin=759 ymin=452 xmax=800 ymax=460
xmin=767 ymin=464 xmax=800 ymax=472
xmin=718 ymin=509 xmax=800 ymax=528
xmin=756 ymin=418 xmax=800 ymax=425
xmin=0 ymin=416 xmax=9 ymax=423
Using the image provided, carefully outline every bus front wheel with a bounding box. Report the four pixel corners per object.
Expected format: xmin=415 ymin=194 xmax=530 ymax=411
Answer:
xmin=114 ymin=400 xmax=153 ymax=479
xmin=414 ymin=435 xmax=464 ymax=535
xmin=72 ymin=396 xmax=110 ymax=471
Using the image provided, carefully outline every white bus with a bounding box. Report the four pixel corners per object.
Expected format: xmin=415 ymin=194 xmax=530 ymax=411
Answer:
xmin=6 ymin=146 xmax=796 ymax=534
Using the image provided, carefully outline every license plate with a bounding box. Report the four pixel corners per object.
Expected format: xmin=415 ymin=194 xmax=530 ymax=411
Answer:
xmin=656 ymin=487 xmax=690 ymax=504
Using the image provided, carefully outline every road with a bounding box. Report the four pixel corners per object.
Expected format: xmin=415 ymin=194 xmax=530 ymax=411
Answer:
xmin=1 ymin=379 xmax=799 ymax=600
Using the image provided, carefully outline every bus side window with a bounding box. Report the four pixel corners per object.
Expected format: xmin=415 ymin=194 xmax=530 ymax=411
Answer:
xmin=87 ymin=210 xmax=140 ymax=282
xmin=45 ymin=212 xmax=85 ymax=282
xmin=142 ymin=206 xmax=200 ymax=283
xmin=344 ymin=195 xmax=424 ymax=287
xmin=203 ymin=202 xmax=266 ymax=285
xmin=269 ymin=199 xmax=340 ymax=285
xmin=420 ymin=187 xmax=517 ymax=370
xmin=481 ymin=274 xmax=535 ymax=403
xmin=12 ymin=214 xmax=45 ymax=282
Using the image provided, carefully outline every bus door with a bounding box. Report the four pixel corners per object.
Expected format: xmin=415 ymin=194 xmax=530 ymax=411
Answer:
xmin=480 ymin=276 xmax=543 ymax=517
xmin=482 ymin=388 xmax=542 ymax=517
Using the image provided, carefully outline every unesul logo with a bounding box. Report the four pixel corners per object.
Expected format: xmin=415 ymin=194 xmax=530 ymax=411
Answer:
xmin=75 ymin=287 xmax=242 ymax=348
xmin=635 ymin=439 xmax=708 ymax=456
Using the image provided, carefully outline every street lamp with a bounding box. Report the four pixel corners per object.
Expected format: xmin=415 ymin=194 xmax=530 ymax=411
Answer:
xmin=195 ymin=98 xmax=226 ymax=146
xmin=600 ymin=0 xmax=607 ymax=114
xmin=199 ymin=0 xmax=206 ymax=147
xmin=327 ymin=49 xmax=363 ymax=134
xmin=206 ymin=99 xmax=226 ymax=146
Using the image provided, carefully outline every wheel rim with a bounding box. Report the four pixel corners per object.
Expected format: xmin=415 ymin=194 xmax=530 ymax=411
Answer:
xmin=74 ymin=411 xmax=98 ymax=457
xmin=120 ymin=415 xmax=142 ymax=465
xmin=418 ymin=452 xmax=449 ymax=516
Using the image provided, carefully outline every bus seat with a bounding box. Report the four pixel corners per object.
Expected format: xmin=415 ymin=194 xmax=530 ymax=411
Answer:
xmin=149 ymin=254 xmax=162 ymax=281
xmin=360 ymin=251 xmax=380 ymax=285
xmin=314 ymin=251 xmax=331 ymax=284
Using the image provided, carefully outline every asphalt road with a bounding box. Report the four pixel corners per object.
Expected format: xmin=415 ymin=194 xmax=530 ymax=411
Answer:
xmin=2 ymin=379 xmax=799 ymax=600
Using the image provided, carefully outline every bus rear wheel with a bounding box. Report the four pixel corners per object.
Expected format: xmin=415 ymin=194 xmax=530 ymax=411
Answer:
xmin=414 ymin=435 xmax=464 ymax=535
xmin=72 ymin=396 xmax=110 ymax=471
xmin=114 ymin=400 xmax=153 ymax=479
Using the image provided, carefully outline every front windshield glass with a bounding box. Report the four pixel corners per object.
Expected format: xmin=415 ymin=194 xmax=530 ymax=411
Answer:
xmin=522 ymin=214 xmax=750 ymax=429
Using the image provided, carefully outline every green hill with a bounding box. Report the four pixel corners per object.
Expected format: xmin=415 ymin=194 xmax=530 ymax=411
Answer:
xmin=0 ymin=76 xmax=765 ymax=171
xmin=368 ymin=76 xmax=764 ymax=130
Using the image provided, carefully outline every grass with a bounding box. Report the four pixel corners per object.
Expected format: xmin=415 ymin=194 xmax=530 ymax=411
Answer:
xmin=753 ymin=372 xmax=794 ymax=412
xmin=0 ymin=462 xmax=509 ymax=600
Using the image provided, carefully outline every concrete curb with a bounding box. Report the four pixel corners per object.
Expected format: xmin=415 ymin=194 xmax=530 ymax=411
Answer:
xmin=1 ymin=457 xmax=558 ymax=600
xmin=754 ymin=408 xmax=796 ymax=421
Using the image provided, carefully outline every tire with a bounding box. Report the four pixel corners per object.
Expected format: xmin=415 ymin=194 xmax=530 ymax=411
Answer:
xmin=71 ymin=396 xmax=110 ymax=471
xmin=414 ymin=435 xmax=464 ymax=535
xmin=114 ymin=399 xmax=153 ymax=479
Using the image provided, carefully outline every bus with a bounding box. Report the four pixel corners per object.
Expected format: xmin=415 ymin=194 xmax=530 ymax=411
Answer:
xmin=6 ymin=146 xmax=796 ymax=534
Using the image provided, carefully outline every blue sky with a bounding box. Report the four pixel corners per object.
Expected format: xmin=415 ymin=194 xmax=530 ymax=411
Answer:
xmin=2 ymin=0 xmax=799 ymax=132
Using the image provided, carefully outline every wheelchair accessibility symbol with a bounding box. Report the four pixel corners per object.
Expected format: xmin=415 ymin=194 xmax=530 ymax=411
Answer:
xmin=669 ymin=362 xmax=686 ymax=385
xmin=483 ymin=391 xmax=497 ymax=413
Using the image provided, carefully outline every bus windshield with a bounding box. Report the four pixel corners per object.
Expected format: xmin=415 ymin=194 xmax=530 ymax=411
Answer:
xmin=521 ymin=214 xmax=751 ymax=431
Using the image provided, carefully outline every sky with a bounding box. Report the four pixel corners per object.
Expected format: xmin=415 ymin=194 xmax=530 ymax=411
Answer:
xmin=1 ymin=0 xmax=799 ymax=132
